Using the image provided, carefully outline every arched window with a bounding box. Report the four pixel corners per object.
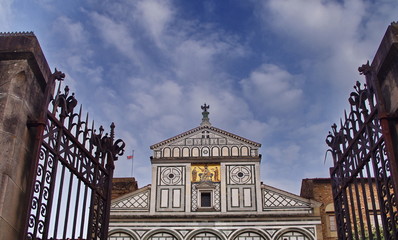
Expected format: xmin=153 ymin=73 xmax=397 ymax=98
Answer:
xmin=277 ymin=231 xmax=311 ymax=240
xmin=147 ymin=232 xmax=178 ymax=240
xmin=190 ymin=232 xmax=221 ymax=240
xmin=325 ymin=203 xmax=337 ymax=233
xmin=234 ymin=231 xmax=266 ymax=240
xmin=108 ymin=231 xmax=135 ymax=240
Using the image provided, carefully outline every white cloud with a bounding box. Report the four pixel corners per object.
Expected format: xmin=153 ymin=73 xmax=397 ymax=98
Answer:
xmin=0 ymin=0 xmax=13 ymax=30
xmin=258 ymin=0 xmax=397 ymax=92
xmin=53 ymin=16 xmax=85 ymax=44
xmin=128 ymin=80 xmax=183 ymax=119
xmin=262 ymin=0 xmax=365 ymax=50
xmin=50 ymin=16 xmax=104 ymax=90
xmin=240 ymin=64 xmax=303 ymax=114
xmin=136 ymin=0 xmax=174 ymax=44
xmin=90 ymin=12 xmax=136 ymax=59
xmin=236 ymin=119 xmax=269 ymax=143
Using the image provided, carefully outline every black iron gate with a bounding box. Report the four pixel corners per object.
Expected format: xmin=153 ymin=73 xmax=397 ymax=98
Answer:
xmin=326 ymin=62 xmax=398 ymax=239
xmin=25 ymin=70 xmax=125 ymax=240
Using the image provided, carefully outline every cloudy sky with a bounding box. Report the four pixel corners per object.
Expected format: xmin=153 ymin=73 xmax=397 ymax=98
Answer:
xmin=2 ymin=0 xmax=397 ymax=194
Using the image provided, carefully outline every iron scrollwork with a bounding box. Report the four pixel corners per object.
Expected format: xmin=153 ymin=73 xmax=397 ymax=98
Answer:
xmin=26 ymin=68 xmax=125 ymax=240
xmin=326 ymin=63 xmax=398 ymax=239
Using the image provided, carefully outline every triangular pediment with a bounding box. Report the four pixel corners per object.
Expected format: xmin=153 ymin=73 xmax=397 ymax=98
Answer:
xmin=150 ymin=125 xmax=261 ymax=159
xmin=151 ymin=125 xmax=260 ymax=149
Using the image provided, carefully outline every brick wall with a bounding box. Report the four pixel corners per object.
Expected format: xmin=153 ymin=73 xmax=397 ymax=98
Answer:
xmin=111 ymin=177 xmax=139 ymax=199
xmin=301 ymin=178 xmax=337 ymax=240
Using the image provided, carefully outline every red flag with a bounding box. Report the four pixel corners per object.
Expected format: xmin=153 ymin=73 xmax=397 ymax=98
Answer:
xmin=127 ymin=155 xmax=133 ymax=159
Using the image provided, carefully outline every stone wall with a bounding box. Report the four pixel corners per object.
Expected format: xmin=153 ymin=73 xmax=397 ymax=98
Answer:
xmin=370 ymin=23 xmax=398 ymax=201
xmin=0 ymin=33 xmax=51 ymax=239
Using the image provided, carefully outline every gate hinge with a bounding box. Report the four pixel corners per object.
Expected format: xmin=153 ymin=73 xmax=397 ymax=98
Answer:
xmin=378 ymin=111 xmax=398 ymax=120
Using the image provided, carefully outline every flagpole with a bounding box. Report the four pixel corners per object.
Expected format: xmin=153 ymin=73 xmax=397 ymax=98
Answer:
xmin=131 ymin=150 xmax=135 ymax=177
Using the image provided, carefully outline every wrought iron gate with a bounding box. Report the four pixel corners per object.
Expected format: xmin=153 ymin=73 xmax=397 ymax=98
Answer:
xmin=24 ymin=70 xmax=125 ymax=240
xmin=326 ymin=63 xmax=398 ymax=239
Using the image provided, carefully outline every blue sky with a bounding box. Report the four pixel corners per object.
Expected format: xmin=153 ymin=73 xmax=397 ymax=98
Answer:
xmin=2 ymin=0 xmax=397 ymax=194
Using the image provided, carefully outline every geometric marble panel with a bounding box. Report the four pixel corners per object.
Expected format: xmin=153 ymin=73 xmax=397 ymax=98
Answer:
xmin=305 ymin=227 xmax=315 ymax=234
xmin=263 ymin=189 xmax=310 ymax=209
xmin=158 ymin=166 xmax=185 ymax=186
xmin=136 ymin=231 xmax=148 ymax=237
xmin=111 ymin=190 xmax=149 ymax=209
xmin=220 ymin=230 xmax=233 ymax=238
xmin=264 ymin=229 xmax=278 ymax=237
xmin=227 ymin=165 xmax=255 ymax=185
xmin=177 ymin=230 xmax=191 ymax=237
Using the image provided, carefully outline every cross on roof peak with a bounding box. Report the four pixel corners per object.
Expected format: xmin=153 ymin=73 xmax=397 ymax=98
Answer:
xmin=201 ymin=103 xmax=209 ymax=112
xmin=200 ymin=103 xmax=211 ymax=126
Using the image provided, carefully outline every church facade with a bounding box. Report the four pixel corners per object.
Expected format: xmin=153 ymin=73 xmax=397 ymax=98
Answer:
xmin=108 ymin=105 xmax=322 ymax=240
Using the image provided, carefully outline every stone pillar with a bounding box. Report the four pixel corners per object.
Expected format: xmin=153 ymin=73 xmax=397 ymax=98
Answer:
xmin=361 ymin=22 xmax=398 ymax=210
xmin=0 ymin=32 xmax=51 ymax=239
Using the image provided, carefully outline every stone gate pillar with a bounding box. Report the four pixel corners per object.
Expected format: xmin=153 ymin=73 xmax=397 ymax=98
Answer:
xmin=362 ymin=22 xmax=398 ymax=210
xmin=0 ymin=32 xmax=52 ymax=239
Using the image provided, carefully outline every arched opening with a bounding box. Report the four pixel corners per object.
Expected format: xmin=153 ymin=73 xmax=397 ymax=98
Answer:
xmin=173 ymin=147 xmax=180 ymax=157
xmin=163 ymin=147 xmax=171 ymax=157
xmin=192 ymin=147 xmax=199 ymax=157
xmin=188 ymin=231 xmax=223 ymax=240
xmin=221 ymin=147 xmax=229 ymax=156
xmin=232 ymin=230 xmax=269 ymax=240
xmin=275 ymin=228 xmax=313 ymax=240
xmin=182 ymin=147 xmax=190 ymax=157
xmin=212 ymin=147 xmax=220 ymax=156
xmin=231 ymin=146 xmax=239 ymax=156
xmin=241 ymin=146 xmax=249 ymax=156
xmin=108 ymin=231 xmax=136 ymax=240
xmin=145 ymin=230 xmax=180 ymax=240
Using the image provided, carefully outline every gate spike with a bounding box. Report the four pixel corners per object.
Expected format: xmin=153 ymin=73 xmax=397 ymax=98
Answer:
xmin=90 ymin=119 xmax=95 ymax=152
xmin=75 ymin=104 xmax=83 ymax=137
xmin=81 ymin=112 xmax=88 ymax=144
xmin=110 ymin=122 xmax=115 ymax=140
xmin=78 ymin=104 xmax=82 ymax=118
xmin=85 ymin=112 xmax=89 ymax=128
